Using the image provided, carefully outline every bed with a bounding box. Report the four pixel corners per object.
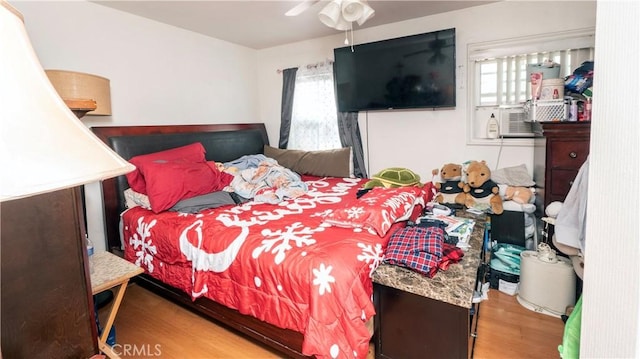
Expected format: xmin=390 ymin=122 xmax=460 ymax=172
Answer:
xmin=92 ymin=123 xmax=427 ymax=359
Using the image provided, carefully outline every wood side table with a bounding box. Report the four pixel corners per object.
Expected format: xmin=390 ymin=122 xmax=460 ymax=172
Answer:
xmin=372 ymin=212 xmax=486 ymax=359
xmin=90 ymin=251 xmax=144 ymax=358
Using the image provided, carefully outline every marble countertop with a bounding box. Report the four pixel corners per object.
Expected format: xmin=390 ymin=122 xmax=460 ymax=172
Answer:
xmin=372 ymin=211 xmax=486 ymax=309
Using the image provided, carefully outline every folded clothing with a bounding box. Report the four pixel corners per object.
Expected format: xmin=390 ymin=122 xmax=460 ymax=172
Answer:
xmin=384 ymin=226 xmax=444 ymax=277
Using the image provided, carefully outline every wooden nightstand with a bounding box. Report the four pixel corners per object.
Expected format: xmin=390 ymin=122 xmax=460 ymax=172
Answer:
xmin=372 ymin=211 xmax=486 ymax=359
xmin=90 ymin=251 xmax=144 ymax=358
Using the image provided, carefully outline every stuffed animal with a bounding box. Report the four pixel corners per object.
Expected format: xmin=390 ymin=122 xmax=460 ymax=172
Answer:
xmin=432 ymin=163 xmax=466 ymax=205
xmin=363 ymin=167 xmax=421 ymax=189
xmin=503 ymin=186 xmax=534 ymax=204
xmin=463 ymin=160 xmax=503 ymax=214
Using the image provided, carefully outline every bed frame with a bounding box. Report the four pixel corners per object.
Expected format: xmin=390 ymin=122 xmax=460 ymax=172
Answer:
xmin=92 ymin=123 xmax=310 ymax=359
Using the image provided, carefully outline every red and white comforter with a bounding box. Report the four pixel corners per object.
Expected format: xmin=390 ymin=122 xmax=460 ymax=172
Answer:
xmin=121 ymin=177 xmax=423 ymax=358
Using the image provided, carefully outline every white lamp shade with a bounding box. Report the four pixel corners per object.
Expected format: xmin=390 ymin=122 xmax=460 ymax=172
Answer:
xmin=0 ymin=0 xmax=134 ymax=202
xmin=318 ymin=0 xmax=342 ymax=28
xmin=334 ymin=16 xmax=351 ymax=31
xmin=356 ymin=2 xmax=375 ymax=26
xmin=341 ymin=0 xmax=364 ymax=22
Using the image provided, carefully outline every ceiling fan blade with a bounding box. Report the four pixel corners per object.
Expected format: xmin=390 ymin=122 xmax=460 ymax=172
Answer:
xmin=285 ymin=0 xmax=319 ymax=17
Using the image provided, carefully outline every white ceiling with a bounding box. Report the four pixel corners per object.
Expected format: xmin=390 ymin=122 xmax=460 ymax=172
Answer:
xmin=92 ymin=1 xmax=496 ymax=49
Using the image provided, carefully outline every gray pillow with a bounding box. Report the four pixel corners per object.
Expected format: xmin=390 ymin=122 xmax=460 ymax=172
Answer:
xmin=491 ymin=164 xmax=535 ymax=187
xmin=263 ymin=145 xmax=352 ymax=178
xmin=169 ymin=191 xmax=237 ymax=213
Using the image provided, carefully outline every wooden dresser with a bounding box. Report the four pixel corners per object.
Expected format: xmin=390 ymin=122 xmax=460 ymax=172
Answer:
xmin=533 ymin=122 xmax=591 ymax=215
xmin=1 ymin=188 xmax=98 ymax=358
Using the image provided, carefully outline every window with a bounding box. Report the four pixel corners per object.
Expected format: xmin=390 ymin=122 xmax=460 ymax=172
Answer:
xmin=467 ymin=28 xmax=595 ymax=145
xmin=288 ymin=62 xmax=341 ymax=151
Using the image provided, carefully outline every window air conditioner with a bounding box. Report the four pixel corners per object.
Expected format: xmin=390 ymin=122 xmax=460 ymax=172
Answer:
xmin=499 ymin=105 xmax=535 ymax=137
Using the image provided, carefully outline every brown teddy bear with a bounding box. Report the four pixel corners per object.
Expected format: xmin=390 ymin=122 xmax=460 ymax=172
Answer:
xmin=463 ymin=160 xmax=503 ymax=214
xmin=432 ymin=163 xmax=466 ymax=205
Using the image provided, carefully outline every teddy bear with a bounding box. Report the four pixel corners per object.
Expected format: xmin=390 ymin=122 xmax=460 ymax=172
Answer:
xmin=432 ymin=163 xmax=466 ymax=205
xmin=463 ymin=160 xmax=503 ymax=214
xmin=503 ymin=185 xmax=534 ymax=204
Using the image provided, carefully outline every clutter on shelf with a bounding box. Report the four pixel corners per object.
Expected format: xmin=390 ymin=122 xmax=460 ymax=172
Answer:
xmin=524 ymin=60 xmax=594 ymax=122
xmin=429 ymin=161 xmax=537 ymax=255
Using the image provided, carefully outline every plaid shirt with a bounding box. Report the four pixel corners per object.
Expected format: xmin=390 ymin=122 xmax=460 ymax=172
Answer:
xmin=384 ymin=227 xmax=444 ymax=277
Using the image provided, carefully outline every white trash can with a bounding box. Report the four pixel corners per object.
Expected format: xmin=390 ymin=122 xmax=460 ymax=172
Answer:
xmin=516 ymin=250 xmax=576 ymax=318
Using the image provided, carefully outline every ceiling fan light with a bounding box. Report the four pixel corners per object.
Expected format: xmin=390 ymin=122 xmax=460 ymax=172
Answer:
xmin=341 ymin=0 xmax=364 ymax=22
xmin=334 ymin=16 xmax=351 ymax=31
xmin=318 ymin=0 xmax=342 ymax=28
xmin=356 ymin=3 xmax=375 ymax=26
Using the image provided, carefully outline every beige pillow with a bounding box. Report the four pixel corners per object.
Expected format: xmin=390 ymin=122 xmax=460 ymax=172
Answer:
xmin=263 ymin=145 xmax=352 ymax=178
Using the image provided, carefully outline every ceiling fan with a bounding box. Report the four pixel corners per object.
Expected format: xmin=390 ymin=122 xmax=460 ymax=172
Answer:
xmin=285 ymin=0 xmax=375 ymax=30
xmin=285 ymin=0 xmax=321 ymax=17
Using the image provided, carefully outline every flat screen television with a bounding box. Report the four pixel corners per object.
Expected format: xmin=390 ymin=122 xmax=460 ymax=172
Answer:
xmin=333 ymin=28 xmax=456 ymax=112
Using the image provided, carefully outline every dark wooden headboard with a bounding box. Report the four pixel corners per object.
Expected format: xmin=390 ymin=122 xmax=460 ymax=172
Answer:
xmin=92 ymin=123 xmax=269 ymax=251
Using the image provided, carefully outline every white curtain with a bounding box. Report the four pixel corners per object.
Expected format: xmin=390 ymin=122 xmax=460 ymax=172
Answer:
xmin=288 ymin=62 xmax=341 ymax=151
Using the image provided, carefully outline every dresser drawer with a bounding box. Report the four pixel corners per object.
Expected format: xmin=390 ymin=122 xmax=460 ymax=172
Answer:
xmin=549 ymin=169 xmax=580 ymax=198
xmin=549 ymin=140 xmax=589 ymax=169
xmin=536 ymin=122 xmax=590 ymax=213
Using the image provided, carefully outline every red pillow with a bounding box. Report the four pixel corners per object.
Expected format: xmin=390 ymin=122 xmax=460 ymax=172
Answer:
xmin=127 ymin=143 xmax=206 ymax=194
xmin=140 ymin=160 xmax=234 ymax=213
xmin=323 ymin=186 xmax=425 ymax=237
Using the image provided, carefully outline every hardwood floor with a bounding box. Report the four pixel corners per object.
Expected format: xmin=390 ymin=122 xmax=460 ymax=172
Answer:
xmin=473 ymin=289 xmax=565 ymax=359
xmin=99 ymin=284 xmax=282 ymax=359
xmin=104 ymin=283 xmax=564 ymax=358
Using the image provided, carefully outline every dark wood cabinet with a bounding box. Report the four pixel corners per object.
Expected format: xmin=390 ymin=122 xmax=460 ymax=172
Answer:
xmin=373 ymin=274 xmax=484 ymax=359
xmin=372 ymin=214 xmax=485 ymax=359
xmin=533 ymin=122 xmax=591 ymax=215
xmin=1 ymin=188 xmax=98 ymax=358
xmin=374 ymin=284 xmax=472 ymax=359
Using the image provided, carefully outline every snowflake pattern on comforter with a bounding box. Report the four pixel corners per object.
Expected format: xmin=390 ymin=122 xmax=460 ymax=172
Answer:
xmin=122 ymin=177 xmax=417 ymax=359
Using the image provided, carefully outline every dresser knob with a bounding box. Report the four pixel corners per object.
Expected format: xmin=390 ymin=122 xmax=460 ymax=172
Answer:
xmin=569 ymin=152 xmax=577 ymax=158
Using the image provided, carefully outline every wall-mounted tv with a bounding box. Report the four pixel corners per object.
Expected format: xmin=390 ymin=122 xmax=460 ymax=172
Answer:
xmin=333 ymin=28 xmax=456 ymax=112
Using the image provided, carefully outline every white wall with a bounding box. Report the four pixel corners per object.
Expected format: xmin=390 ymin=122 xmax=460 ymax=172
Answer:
xmin=582 ymin=1 xmax=640 ymax=357
xmin=257 ymin=1 xmax=596 ymax=179
xmin=14 ymin=1 xmax=260 ymax=252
